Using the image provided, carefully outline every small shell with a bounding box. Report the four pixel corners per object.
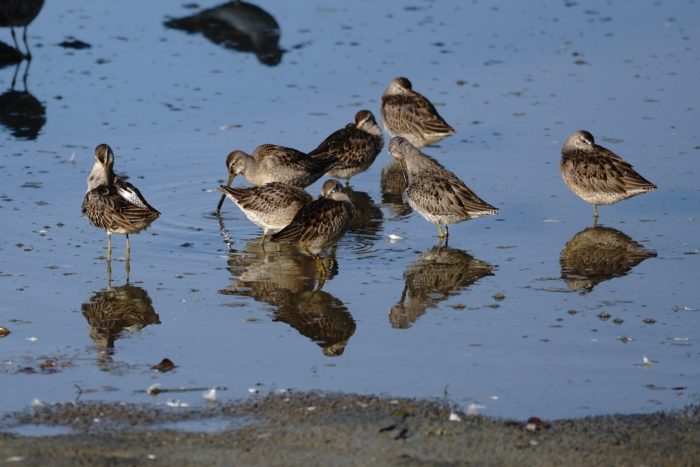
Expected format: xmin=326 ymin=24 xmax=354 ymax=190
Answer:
xmin=0 ymin=326 xmax=10 ymax=337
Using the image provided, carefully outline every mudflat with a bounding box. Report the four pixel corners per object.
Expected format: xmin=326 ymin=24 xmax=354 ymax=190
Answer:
xmin=1 ymin=392 xmax=698 ymax=466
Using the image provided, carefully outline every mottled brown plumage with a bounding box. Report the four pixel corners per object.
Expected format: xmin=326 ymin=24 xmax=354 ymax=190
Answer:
xmin=216 ymin=144 xmax=337 ymax=212
xmin=271 ymin=179 xmax=355 ymax=252
xmin=271 ymin=179 xmax=354 ymax=282
xmin=309 ymin=110 xmax=384 ymax=183
xmin=217 ymin=182 xmax=312 ymax=238
xmin=390 ymin=246 xmax=494 ymax=328
xmin=388 ymin=137 xmax=497 ymax=238
xmin=81 ymin=144 xmax=160 ymax=261
xmin=560 ymin=130 xmax=657 ymax=219
xmin=381 ymin=77 xmax=455 ymax=148
xmin=560 ymin=225 xmax=656 ymax=293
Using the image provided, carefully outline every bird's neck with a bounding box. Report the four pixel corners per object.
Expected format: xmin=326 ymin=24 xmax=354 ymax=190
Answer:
xmin=87 ymin=162 xmax=112 ymax=192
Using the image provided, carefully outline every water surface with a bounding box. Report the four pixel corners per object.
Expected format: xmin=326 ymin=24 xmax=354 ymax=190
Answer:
xmin=0 ymin=0 xmax=698 ymax=422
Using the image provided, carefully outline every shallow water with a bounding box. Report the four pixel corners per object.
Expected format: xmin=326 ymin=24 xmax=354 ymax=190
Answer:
xmin=0 ymin=0 xmax=698 ymax=423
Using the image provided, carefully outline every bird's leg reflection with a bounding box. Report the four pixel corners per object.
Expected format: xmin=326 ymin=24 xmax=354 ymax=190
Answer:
xmin=10 ymin=62 xmax=21 ymax=90
xmin=125 ymin=257 xmax=131 ymax=284
xmin=106 ymin=257 xmax=113 ymax=288
xmin=435 ymin=235 xmax=447 ymax=250
xmin=302 ymin=245 xmax=327 ymax=291
xmin=593 ymin=205 xmax=599 ymax=224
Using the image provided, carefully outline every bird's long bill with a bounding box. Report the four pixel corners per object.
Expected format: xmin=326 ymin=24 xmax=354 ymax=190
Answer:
xmin=215 ymin=173 xmax=236 ymax=214
xmin=399 ymin=160 xmax=409 ymax=187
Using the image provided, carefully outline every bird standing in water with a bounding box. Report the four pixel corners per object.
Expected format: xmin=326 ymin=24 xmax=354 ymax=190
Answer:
xmin=217 ymin=182 xmax=312 ymax=242
xmin=271 ymin=179 xmax=354 ymax=287
xmin=388 ymin=137 xmax=497 ymax=239
xmin=308 ymin=109 xmax=384 ymax=185
xmin=0 ymin=0 xmax=45 ymax=58
xmin=81 ymin=144 xmax=160 ymax=273
xmin=215 ymin=144 xmax=336 ymax=213
xmin=560 ymin=130 xmax=657 ymax=221
xmin=381 ymin=77 xmax=455 ymax=148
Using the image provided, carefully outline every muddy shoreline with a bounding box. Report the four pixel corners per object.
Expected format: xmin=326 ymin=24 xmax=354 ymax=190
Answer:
xmin=1 ymin=392 xmax=698 ymax=465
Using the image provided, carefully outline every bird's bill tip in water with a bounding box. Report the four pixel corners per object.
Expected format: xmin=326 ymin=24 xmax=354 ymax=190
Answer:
xmin=215 ymin=174 xmax=236 ymax=214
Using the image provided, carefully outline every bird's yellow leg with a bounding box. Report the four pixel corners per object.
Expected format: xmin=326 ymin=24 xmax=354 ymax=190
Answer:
xmin=436 ymin=223 xmax=444 ymax=238
xmin=302 ymin=244 xmax=327 ymax=289
xmin=106 ymin=232 xmax=112 ymax=262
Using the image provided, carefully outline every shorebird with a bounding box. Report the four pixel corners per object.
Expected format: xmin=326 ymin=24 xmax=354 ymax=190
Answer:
xmin=217 ymin=182 xmax=313 ymax=241
xmin=388 ymin=137 xmax=497 ymax=238
xmin=81 ymin=144 xmax=160 ymax=264
xmin=381 ymin=77 xmax=455 ymax=148
xmin=271 ymin=179 xmax=355 ymax=283
xmin=560 ymin=130 xmax=657 ymax=221
xmin=309 ymin=109 xmax=384 ymax=184
xmin=0 ymin=0 xmax=44 ymax=58
xmin=215 ymin=144 xmax=336 ymax=212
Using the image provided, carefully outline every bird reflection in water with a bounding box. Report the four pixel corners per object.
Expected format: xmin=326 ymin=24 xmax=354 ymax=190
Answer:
xmin=0 ymin=58 xmax=45 ymax=140
xmin=221 ymin=238 xmax=337 ymax=301
xmin=391 ymin=245 xmax=495 ymax=329
xmin=274 ymin=290 xmax=356 ymax=357
xmin=344 ymin=186 xmax=383 ymax=237
xmin=560 ymin=225 xmax=656 ymax=293
xmin=164 ymin=1 xmax=284 ymax=66
xmin=380 ymin=161 xmax=412 ymax=218
xmin=219 ymin=235 xmax=356 ymax=356
xmin=81 ymin=281 xmax=160 ymax=367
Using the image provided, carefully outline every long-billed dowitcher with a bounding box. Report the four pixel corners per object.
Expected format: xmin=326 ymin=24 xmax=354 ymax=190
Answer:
xmin=215 ymin=144 xmax=336 ymax=212
xmin=81 ymin=144 xmax=160 ymax=264
xmin=381 ymin=77 xmax=455 ymax=148
xmin=271 ymin=179 xmax=355 ymax=282
xmin=388 ymin=137 xmax=497 ymax=238
xmin=560 ymin=130 xmax=657 ymax=221
xmin=217 ymin=182 xmax=313 ymax=241
xmin=0 ymin=0 xmax=44 ymax=57
xmin=308 ymin=109 xmax=384 ymax=184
